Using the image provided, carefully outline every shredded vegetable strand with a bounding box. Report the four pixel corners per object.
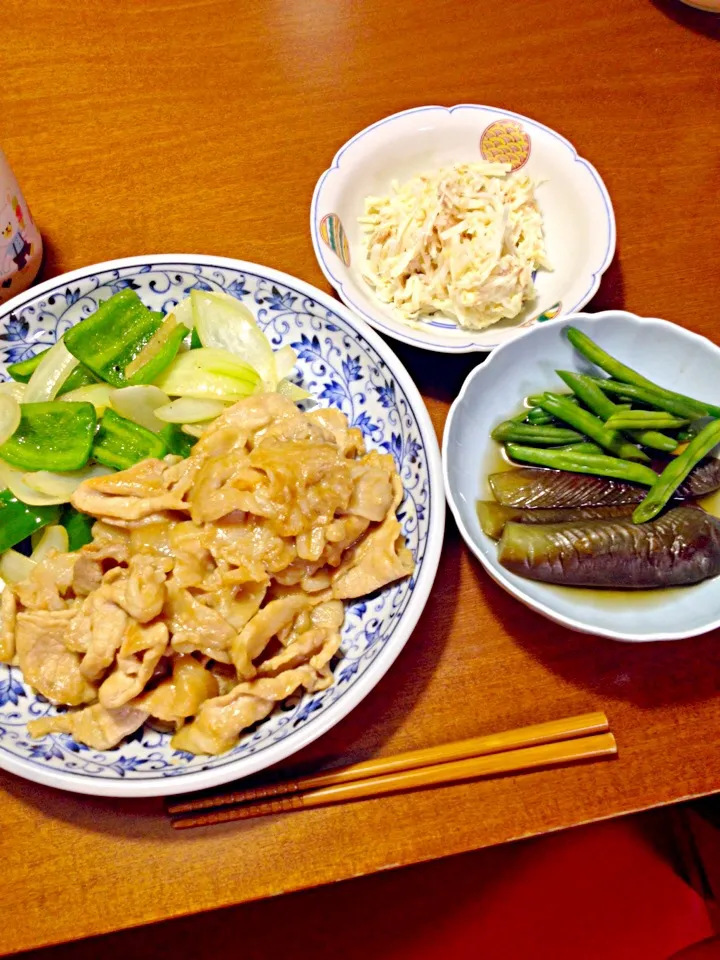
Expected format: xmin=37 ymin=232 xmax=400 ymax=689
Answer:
xmin=360 ymin=161 xmax=551 ymax=331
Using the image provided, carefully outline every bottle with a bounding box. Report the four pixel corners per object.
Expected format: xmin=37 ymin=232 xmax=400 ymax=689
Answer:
xmin=0 ymin=149 xmax=43 ymax=305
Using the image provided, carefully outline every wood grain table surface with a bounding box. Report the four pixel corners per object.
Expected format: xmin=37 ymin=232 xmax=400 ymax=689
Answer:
xmin=1 ymin=0 xmax=719 ymax=954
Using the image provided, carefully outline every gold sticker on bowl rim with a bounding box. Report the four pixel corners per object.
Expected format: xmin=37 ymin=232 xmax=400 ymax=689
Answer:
xmin=480 ymin=120 xmax=531 ymax=172
xmin=319 ymin=213 xmax=351 ymax=267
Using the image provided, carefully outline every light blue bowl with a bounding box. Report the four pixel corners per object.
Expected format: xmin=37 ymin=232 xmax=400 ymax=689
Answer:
xmin=443 ymin=310 xmax=720 ymax=642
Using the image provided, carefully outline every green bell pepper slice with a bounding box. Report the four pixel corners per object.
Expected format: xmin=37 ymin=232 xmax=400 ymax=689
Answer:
xmin=0 ymin=489 xmax=61 ymax=553
xmin=159 ymin=423 xmax=197 ymax=458
xmin=124 ymin=318 xmax=188 ymax=384
xmin=61 ymin=505 xmax=95 ymax=551
xmin=7 ymin=351 xmax=44 ymax=382
xmin=64 ymin=290 xmax=186 ymax=388
xmin=59 ymin=365 xmax=99 ymax=395
xmin=0 ymin=402 xmax=97 ymax=472
xmin=92 ymin=408 xmax=169 ymax=470
xmin=8 ymin=344 xmax=98 ymax=395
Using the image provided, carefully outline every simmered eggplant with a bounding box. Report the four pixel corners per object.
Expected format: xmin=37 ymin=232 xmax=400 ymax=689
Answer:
xmin=676 ymin=456 xmax=720 ymax=499
xmin=488 ymin=456 xmax=720 ymax=510
xmin=497 ymin=506 xmax=720 ymax=588
xmin=476 ymin=501 xmax=636 ymax=540
xmin=488 ymin=468 xmax=647 ymax=509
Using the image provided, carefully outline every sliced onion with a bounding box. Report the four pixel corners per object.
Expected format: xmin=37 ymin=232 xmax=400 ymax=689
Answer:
xmin=181 ymin=423 xmax=205 ymax=438
xmin=61 ymin=383 xmax=114 ymax=412
xmin=168 ymin=296 xmax=194 ymax=330
xmin=24 ymin=463 xmax=113 ymax=499
xmin=29 ymin=529 xmax=43 ymax=550
xmin=154 ymin=348 xmax=260 ymax=401
xmin=274 ymin=345 xmax=298 ymax=383
xmin=0 ymin=459 xmax=70 ymax=506
xmin=191 ymin=290 xmax=277 ymax=389
xmin=0 ymin=549 xmax=36 ymax=585
xmin=0 ymin=395 xmax=20 ymax=445
xmin=24 ymin=339 xmax=79 ymax=403
xmin=154 ymin=397 xmax=228 ymax=424
xmin=277 ymin=379 xmax=312 ymax=402
xmin=110 ymin=385 xmax=169 ymax=433
xmin=0 ymin=380 xmax=26 ymax=402
xmin=30 ymin=525 xmax=69 ymax=563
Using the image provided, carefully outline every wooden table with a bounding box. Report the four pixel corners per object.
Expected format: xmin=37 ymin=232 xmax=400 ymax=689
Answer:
xmin=2 ymin=0 xmax=719 ymax=954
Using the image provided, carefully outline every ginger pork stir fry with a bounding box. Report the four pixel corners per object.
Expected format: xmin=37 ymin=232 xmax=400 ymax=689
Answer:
xmin=0 ymin=394 xmax=414 ymax=755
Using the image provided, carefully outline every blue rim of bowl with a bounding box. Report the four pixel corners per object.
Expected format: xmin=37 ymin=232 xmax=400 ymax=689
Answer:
xmin=0 ymin=253 xmax=446 ymax=797
xmin=442 ymin=310 xmax=720 ymax=642
xmin=311 ymin=104 xmax=617 ymax=355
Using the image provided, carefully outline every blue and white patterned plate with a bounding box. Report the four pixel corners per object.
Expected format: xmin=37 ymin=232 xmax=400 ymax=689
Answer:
xmin=0 ymin=254 xmax=445 ymax=798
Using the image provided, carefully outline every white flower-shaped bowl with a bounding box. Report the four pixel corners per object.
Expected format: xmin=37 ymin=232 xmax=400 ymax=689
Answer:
xmin=0 ymin=254 xmax=445 ymax=796
xmin=443 ymin=310 xmax=720 ymax=642
xmin=311 ymin=104 xmax=616 ymax=355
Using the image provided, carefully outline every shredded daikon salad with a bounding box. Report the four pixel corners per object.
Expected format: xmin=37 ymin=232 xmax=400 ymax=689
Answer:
xmin=358 ymin=161 xmax=551 ymax=331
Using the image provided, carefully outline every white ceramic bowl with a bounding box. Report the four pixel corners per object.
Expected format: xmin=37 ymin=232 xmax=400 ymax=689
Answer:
xmin=0 ymin=254 xmax=445 ymax=796
xmin=443 ymin=311 xmax=720 ymax=642
xmin=677 ymin=0 xmax=720 ymax=11
xmin=311 ymin=104 xmax=615 ymax=354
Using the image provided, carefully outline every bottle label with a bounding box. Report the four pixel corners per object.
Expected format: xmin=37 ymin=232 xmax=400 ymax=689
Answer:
xmin=0 ymin=150 xmax=43 ymax=304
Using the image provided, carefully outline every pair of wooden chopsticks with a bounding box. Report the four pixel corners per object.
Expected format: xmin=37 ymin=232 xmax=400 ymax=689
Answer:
xmin=167 ymin=712 xmax=616 ymax=830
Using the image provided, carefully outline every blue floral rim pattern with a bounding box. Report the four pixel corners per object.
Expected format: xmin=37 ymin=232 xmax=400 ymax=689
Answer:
xmin=0 ymin=257 xmax=441 ymax=790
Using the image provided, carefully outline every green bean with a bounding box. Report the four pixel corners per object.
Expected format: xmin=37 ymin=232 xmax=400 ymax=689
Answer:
xmin=552 ymin=442 xmax=604 ymax=454
xmin=676 ymin=426 xmax=698 ymax=443
xmin=629 ymin=432 xmax=678 ymax=453
xmin=526 ymin=407 xmax=555 ymax=425
xmin=537 ymin=394 xmax=649 ymax=462
xmin=512 ymin=405 xmax=556 ymax=424
xmin=505 ymin=444 xmax=659 ymax=486
xmin=526 ymin=393 xmax=578 ymax=407
xmin=491 ymin=421 xmax=585 ymax=446
xmin=632 ymin=419 xmax=720 ymax=523
xmin=585 ymin=376 xmax=707 ymax=420
xmin=556 ymin=370 xmax=615 ymax=418
xmin=605 ymin=412 xmax=690 ymax=432
xmin=566 ymin=327 xmax=720 ymax=418
xmin=556 ymin=370 xmax=679 ymax=453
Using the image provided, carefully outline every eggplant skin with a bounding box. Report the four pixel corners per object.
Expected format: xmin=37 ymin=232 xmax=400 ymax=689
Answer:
xmin=677 ymin=456 xmax=720 ymax=498
xmin=476 ymin=501 xmax=636 ymax=540
xmin=489 ymin=458 xmax=720 ymax=510
xmin=489 ymin=468 xmax=646 ymax=509
xmin=497 ymin=506 xmax=720 ymax=589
